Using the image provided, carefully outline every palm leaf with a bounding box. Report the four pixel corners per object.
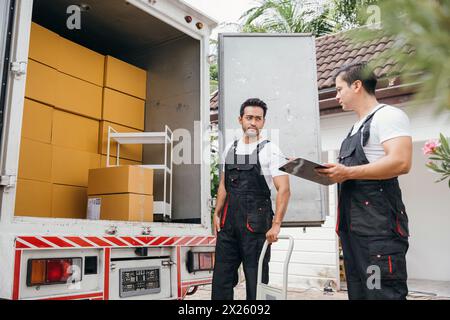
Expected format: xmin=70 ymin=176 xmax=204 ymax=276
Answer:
xmin=240 ymin=0 xmax=335 ymax=36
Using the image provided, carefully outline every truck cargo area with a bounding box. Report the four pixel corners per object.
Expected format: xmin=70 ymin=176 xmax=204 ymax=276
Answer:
xmin=16 ymin=0 xmax=203 ymax=224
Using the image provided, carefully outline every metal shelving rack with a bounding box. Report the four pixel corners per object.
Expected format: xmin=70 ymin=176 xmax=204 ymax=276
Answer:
xmin=106 ymin=125 xmax=173 ymax=220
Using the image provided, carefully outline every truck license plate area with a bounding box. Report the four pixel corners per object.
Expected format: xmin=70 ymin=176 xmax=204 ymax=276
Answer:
xmin=119 ymin=267 xmax=161 ymax=298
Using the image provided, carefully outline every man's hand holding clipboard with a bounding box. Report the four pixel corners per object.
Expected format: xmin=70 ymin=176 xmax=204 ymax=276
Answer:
xmin=314 ymin=163 xmax=352 ymax=184
xmin=278 ymin=157 xmax=335 ymax=186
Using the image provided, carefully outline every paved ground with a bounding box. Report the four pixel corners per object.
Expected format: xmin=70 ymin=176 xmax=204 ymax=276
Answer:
xmin=185 ymin=279 xmax=450 ymax=300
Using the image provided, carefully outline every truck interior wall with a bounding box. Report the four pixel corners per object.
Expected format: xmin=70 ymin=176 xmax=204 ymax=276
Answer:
xmin=130 ymin=37 xmax=202 ymax=223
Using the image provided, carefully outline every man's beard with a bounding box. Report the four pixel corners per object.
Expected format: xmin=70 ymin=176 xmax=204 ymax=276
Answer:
xmin=244 ymin=128 xmax=258 ymax=137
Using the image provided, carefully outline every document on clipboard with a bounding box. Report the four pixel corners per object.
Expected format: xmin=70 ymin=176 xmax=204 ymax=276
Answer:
xmin=279 ymin=157 xmax=334 ymax=186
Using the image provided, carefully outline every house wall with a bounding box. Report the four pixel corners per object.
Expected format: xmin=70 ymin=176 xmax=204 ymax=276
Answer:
xmin=400 ymin=140 xmax=450 ymax=281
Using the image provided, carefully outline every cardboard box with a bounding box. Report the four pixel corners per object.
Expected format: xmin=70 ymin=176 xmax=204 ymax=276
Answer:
xmin=99 ymin=121 xmax=143 ymax=161
xmin=100 ymin=155 xmax=142 ymax=167
xmin=25 ymin=59 xmax=59 ymax=106
xmin=87 ymin=194 xmax=153 ymax=222
xmin=21 ymin=98 xmax=53 ymax=143
xmin=88 ymin=165 xmax=153 ymax=196
xmin=52 ymin=184 xmax=87 ymax=219
xmin=57 ymin=36 xmax=104 ymax=86
xmin=15 ymin=179 xmax=52 ymax=218
xmin=103 ymin=88 xmax=145 ymax=130
xmin=28 ymin=23 xmax=60 ymax=69
xmin=52 ymin=146 xmax=100 ymax=187
xmin=104 ymin=55 xmax=147 ymax=99
xmin=52 ymin=110 xmax=99 ymax=153
xmin=55 ymin=71 xmax=102 ymax=119
xmin=18 ymin=138 xmax=52 ymax=182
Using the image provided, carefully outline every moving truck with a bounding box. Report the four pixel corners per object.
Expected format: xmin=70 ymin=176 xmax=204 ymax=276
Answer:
xmin=0 ymin=0 xmax=218 ymax=300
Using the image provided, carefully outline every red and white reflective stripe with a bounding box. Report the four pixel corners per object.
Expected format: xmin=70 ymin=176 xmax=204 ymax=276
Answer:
xmin=103 ymin=237 xmax=129 ymax=247
xmin=17 ymin=236 xmax=53 ymax=248
xmin=173 ymin=236 xmax=194 ymax=246
xmin=160 ymin=237 xmax=180 ymax=246
xmin=187 ymin=236 xmax=207 ymax=246
xmin=120 ymin=237 xmax=146 ymax=246
xmin=65 ymin=237 xmax=96 ymax=247
xmin=135 ymin=236 xmax=156 ymax=244
xmin=15 ymin=235 xmax=216 ymax=249
xmin=149 ymin=236 xmax=170 ymax=246
xmin=41 ymin=236 xmax=74 ymax=248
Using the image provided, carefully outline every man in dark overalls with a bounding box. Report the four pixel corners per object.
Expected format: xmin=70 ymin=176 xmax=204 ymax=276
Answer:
xmin=317 ymin=62 xmax=412 ymax=300
xmin=211 ymin=98 xmax=290 ymax=300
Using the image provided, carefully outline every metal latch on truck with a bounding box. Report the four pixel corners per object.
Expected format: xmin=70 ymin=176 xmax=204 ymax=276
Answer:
xmin=0 ymin=175 xmax=16 ymax=188
xmin=10 ymin=61 xmax=27 ymax=78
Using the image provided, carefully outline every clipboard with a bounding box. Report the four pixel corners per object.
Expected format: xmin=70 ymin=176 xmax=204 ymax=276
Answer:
xmin=279 ymin=157 xmax=334 ymax=186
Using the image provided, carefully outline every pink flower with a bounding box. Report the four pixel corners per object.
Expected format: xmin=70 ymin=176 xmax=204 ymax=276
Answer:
xmin=422 ymin=139 xmax=440 ymax=155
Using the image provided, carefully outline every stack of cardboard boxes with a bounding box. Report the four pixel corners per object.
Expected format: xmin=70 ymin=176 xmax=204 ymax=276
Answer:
xmin=87 ymin=166 xmax=154 ymax=222
xmin=15 ymin=22 xmax=151 ymax=222
xmin=99 ymin=55 xmax=147 ymax=165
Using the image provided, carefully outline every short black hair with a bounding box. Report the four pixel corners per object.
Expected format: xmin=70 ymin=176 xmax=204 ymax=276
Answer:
xmin=240 ymin=98 xmax=267 ymax=118
xmin=334 ymin=62 xmax=377 ymax=95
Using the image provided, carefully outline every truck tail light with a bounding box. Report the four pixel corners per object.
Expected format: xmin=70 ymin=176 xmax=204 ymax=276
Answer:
xmin=187 ymin=251 xmax=215 ymax=273
xmin=29 ymin=260 xmax=46 ymax=285
xmin=46 ymin=259 xmax=71 ymax=283
xmin=27 ymin=258 xmax=82 ymax=286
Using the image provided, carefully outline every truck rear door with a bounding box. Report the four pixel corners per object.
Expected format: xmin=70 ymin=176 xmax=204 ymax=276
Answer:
xmin=0 ymin=0 xmax=13 ymax=161
xmin=218 ymin=33 xmax=327 ymax=227
xmin=0 ymin=0 xmax=32 ymax=222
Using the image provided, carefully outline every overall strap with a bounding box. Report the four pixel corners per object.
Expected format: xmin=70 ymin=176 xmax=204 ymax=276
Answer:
xmin=232 ymin=140 xmax=239 ymax=164
xmin=256 ymin=140 xmax=270 ymax=154
xmin=345 ymin=126 xmax=355 ymax=139
xmin=360 ymin=105 xmax=387 ymax=146
xmin=248 ymin=139 xmax=270 ymax=165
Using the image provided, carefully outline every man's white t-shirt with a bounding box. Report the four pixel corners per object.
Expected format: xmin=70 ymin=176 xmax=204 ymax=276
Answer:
xmin=350 ymin=104 xmax=411 ymax=163
xmin=221 ymin=137 xmax=288 ymax=190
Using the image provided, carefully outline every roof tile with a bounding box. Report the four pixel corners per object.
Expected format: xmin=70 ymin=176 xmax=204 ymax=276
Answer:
xmin=314 ymin=30 xmax=408 ymax=90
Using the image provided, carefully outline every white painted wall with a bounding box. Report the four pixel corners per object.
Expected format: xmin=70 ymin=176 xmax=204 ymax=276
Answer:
xmin=270 ymin=103 xmax=450 ymax=289
xmin=399 ymin=141 xmax=450 ymax=281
